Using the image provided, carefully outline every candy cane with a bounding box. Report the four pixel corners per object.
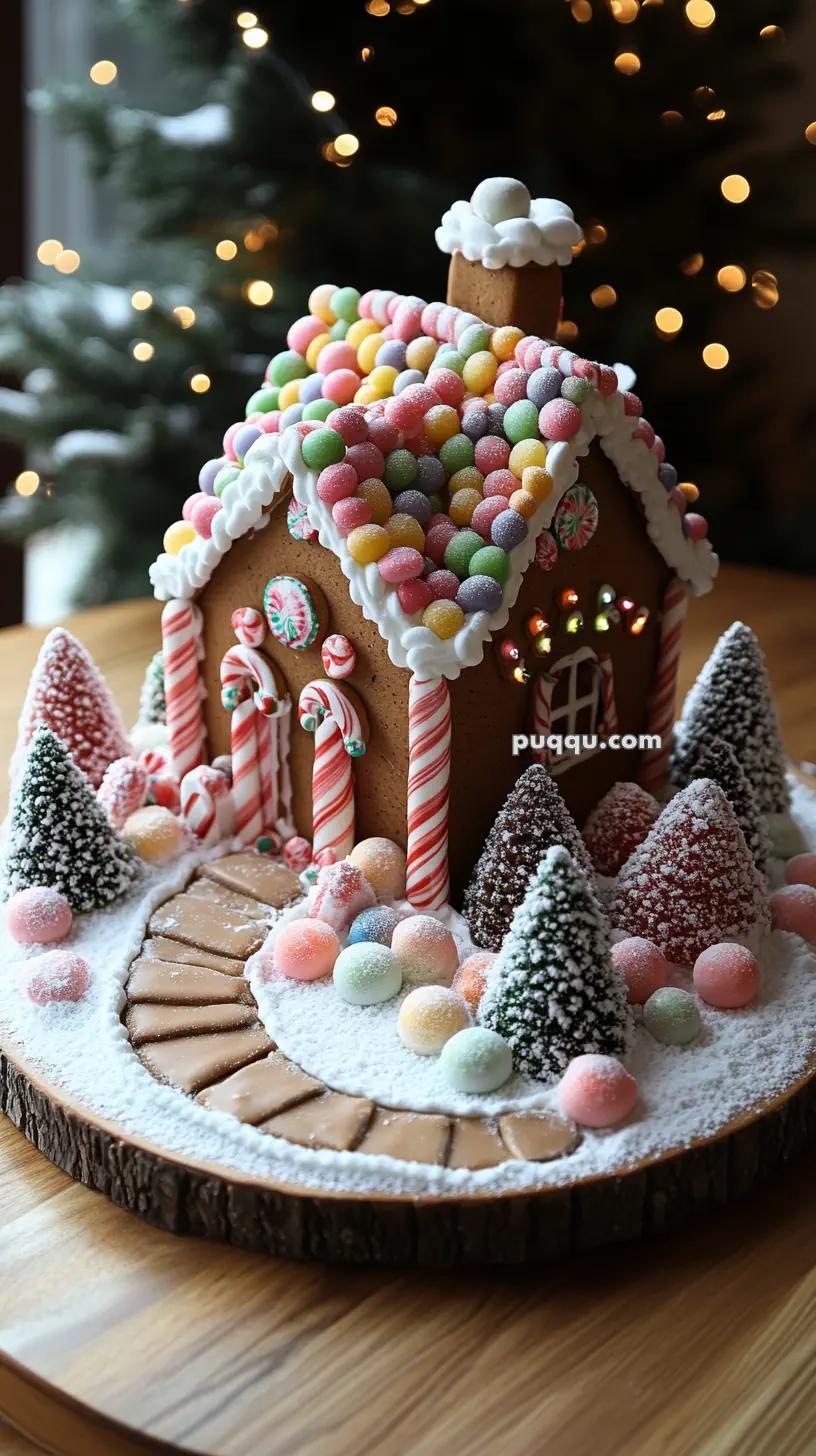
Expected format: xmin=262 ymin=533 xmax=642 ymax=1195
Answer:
xmin=220 ymin=642 xmax=289 ymax=843
xmin=299 ymin=680 xmax=366 ymax=860
xmin=406 ymin=675 xmax=451 ymax=911
xmin=180 ymin=765 xmax=234 ymax=846
xmin=532 ymin=670 xmax=560 ymax=764
xmin=161 ymin=600 xmax=206 ymax=780
xmin=597 ymin=653 xmax=618 ymax=736
xmin=640 ymin=576 xmax=689 ymax=794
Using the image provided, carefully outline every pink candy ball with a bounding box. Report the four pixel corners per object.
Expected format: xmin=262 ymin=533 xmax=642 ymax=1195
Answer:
xmin=367 ymin=416 xmax=402 ymax=454
xmin=685 ymin=513 xmax=708 ymax=542
xmin=287 ymin=314 xmax=326 ymax=355
xmin=427 ymin=368 xmax=464 ymax=407
xmin=316 ymin=341 xmax=358 ymax=376
xmin=397 ymin=579 xmax=433 ymax=615
xmin=222 ymin=421 xmax=241 ymax=460
xmin=283 ymin=836 xmax=313 ymax=873
xmin=22 ymin=950 xmax=90 ymax=1005
xmin=346 ymin=441 xmax=385 ymax=482
xmin=693 ymin=943 xmax=761 ymax=1008
xmin=494 ymin=369 xmax=530 ymax=406
xmin=474 ymin=436 xmax=511 ymax=474
xmin=322 ymin=369 xmax=360 ymax=406
xmin=785 ymin=852 xmax=816 ymax=889
xmin=393 ymin=300 xmax=424 ymax=342
xmin=386 ymin=385 xmax=439 ymax=431
xmin=182 ymin=491 xmax=208 ymax=521
xmin=771 ymin=884 xmax=816 ymax=941
xmin=378 ymin=546 xmax=424 ymax=584
xmin=6 ymin=886 xmax=73 ymax=946
xmin=425 ymin=521 xmax=458 ymax=565
xmin=471 ymin=496 xmax=508 ymax=541
xmin=274 ymin=919 xmax=340 ymax=982
xmin=483 ymin=469 xmax=517 ymax=500
xmin=257 ymin=411 xmax=282 ymax=435
xmin=559 ymin=1054 xmax=639 ymax=1129
xmin=317 ymin=461 xmax=358 ymax=504
xmin=598 ymin=366 xmax=619 ymax=396
xmin=391 ymin=914 xmax=459 ymax=986
xmin=332 ymin=496 xmax=371 ymax=536
xmin=421 ymin=301 xmax=444 ymax=337
xmin=190 ymin=496 xmax=223 ymax=540
xmin=539 ymin=400 xmax=582 ymax=441
xmin=325 ymin=405 xmax=368 ymax=446
xmin=426 ymin=569 xmax=460 ymax=601
xmin=611 ymin=937 xmax=669 ymax=1005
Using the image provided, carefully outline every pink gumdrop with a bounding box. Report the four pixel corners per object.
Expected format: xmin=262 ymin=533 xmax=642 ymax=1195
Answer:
xmin=287 ymin=315 xmax=325 ymax=355
xmin=386 ymin=293 xmax=402 ymax=321
xmin=316 ymin=341 xmax=358 ymax=376
xmin=514 ymin=336 xmax=535 ymax=366
xmin=406 ymin=433 xmax=433 ymax=458
xmin=494 ymin=369 xmax=530 ymax=406
xmin=653 ymin=434 xmax=666 ymax=464
xmin=452 ymin=951 xmax=497 ymax=1012
xmin=471 ymin=496 xmax=509 ymax=541
xmin=427 ymin=368 xmax=465 ymax=407
xmin=771 ymin=884 xmax=816 ymax=941
xmin=378 ymin=546 xmax=424 ymax=584
xmin=22 ymin=950 xmax=90 ymax=1005
xmin=495 ymin=360 xmax=517 ymax=378
xmin=571 ymin=357 xmax=600 ymax=387
xmin=436 ymin=306 xmax=460 ymax=343
xmin=483 ymin=469 xmax=517 ymax=500
xmin=6 ymin=887 xmax=73 ymax=946
xmin=669 ymin=487 xmax=687 ymax=516
xmin=367 ymin=416 xmax=402 ymax=454
xmin=523 ymin=340 xmax=547 ymax=372
xmin=346 ymin=441 xmax=385 ymax=482
xmin=274 ymin=919 xmax=340 ymax=982
xmin=325 ymin=405 xmax=368 ymax=446
xmin=559 ymin=1054 xmax=638 ymax=1129
xmin=397 ymin=579 xmax=433 ymax=615
xmin=785 ymin=852 xmax=816 ymax=889
xmin=685 ymin=512 xmax=708 ymax=541
xmin=257 ymin=411 xmax=282 ymax=435
xmin=539 ymin=399 xmax=582 ymax=440
xmin=332 ymin=496 xmax=371 ymax=537
xmin=322 ymin=369 xmax=361 ymax=406
xmin=358 ymin=290 xmax=377 ymax=320
xmin=598 ymin=366 xmax=619 ymax=397
xmin=393 ymin=300 xmax=424 ymax=343
xmin=633 ymin=419 xmax=656 ymax=449
xmin=622 ymin=391 xmax=644 ymax=418
xmin=386 ymin=384 xmax=440 ymax=431
xmin=426 ymin=569 xmax=460 ymax=601
xmin=611 ymin=937 xmax=669 ymax=1005
xmin=283 ymin=836 xmax=312 ymax=872
xmin=222 ymin=421 xmax=241 ymax=460
xmin=182 ymin=491 xmax=208 ymax=522
xmin=421 ymin=301 xmax=444 ymax=337
xmin=693 ymin=943 xmax=761 ymax=1008
xmin=424 ymin=521 xmax=458 ymax=565
xmin=474 ymin=436 xmax=511 ymax=474
xmin=190 ymin=496 xmax=223 ymax=540
xmin=150 ymin=772 xmax=180 ymax=813
xmin=317 ymin=461 xmax=358 ymax=504
xmin=391 ymin=915 xmax=459 ymax=980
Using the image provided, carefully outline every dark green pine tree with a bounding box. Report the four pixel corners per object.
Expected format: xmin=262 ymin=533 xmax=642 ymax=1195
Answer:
xmin=479 ymin=845 xmax=631 ymax=1082
xmin=5 ymin=726 xmax=140 ymax=912
xmin=138 ymin=650 xmax=166 ymax=726
xmin=690 ymin=735 xmax=769 ymax=877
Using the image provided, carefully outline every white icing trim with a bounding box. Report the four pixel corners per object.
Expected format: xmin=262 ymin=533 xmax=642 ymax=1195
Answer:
xmin=435 ymin=195 xmax=582 ymax=271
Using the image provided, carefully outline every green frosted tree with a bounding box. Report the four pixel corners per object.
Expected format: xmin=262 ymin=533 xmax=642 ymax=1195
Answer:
xmin=138 ymin=649 xmax=166 ymax=726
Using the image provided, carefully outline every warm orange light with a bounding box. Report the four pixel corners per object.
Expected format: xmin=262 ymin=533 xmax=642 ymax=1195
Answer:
xmin=366 ymin=0 xmax=390 ymax=13
xmin=721 ymin=174 xmax=750 ymax=203
xmin=679 ymin=482 xmax=699 ymax=503
xmin=54 ymin=249 xmax=80 ymax=274
xmin=806 ymin=122 xmax=816 ymax=145
xmin=610 ymin=0 xmax=639 ymax=21
xmin=680 ymin=252 xmax=704 ymax=276
xmin=716 ymin=265 xmax=746 ymax=292
xmin=311 ymin=91 xmax=335 ymax=112
xmin=131 ymin=341 xmax=155 ymax=362
xmin=702 ymin=343 xmax=729 ymax=369
xmin=242 ymin=26 xmax=269 ymax=48
xmin=759 ymin=24 xmax=784 ymax=42
xmin=131 ymin=290 xmax=153 ymax=310
xmin=571 ymin=0 xmax=592 ymax=19
xmin=375 ymin=106 xmax=398 ymax=127
xmin=614 ymin=51 xmax=641 ymax=74
xmin=655 ymin=306 xmax=683 ymax=336
xmin=752 ymin=270 xmax=779 ymax=309
xmin=173 ymin=306 xmax=196 ymax=328
xmin=245 ymin=280 xmax=274 ymax=306
xmin=686 ymin=0 xmax=715 ymax=28
xmin=629 ymin=607 xmax=650 ymax=635
xmin=335 ymin=133 xmax=360 ymax=156
xmin=190 ymin=373 xmax=211 ymax=393
xmin=236 ymin=11 xmax=257 ymax=26
xmin=526 ymin=611 xmax=549 ymax=638
xmin=558 ymin=587 xmax=579 ymax=610
xmin=591 ymin=284 xmax=617 ymax=308
xmin=15 ymin=470 xmax=40 ymax=497
xmin=557 ymin=319 xmax=579 ymax=341
xmin=216 ymin=239 xmax=238 ymax=260
xmin=36 ymin=239 xmax=62 ymax=266
xmin=661 ymin=110 xmax=684 ymax=128
xmin=90 ymin=60 xmax=118 ymax=85
xmin=586 ymin=223 xmax=608 ymax=245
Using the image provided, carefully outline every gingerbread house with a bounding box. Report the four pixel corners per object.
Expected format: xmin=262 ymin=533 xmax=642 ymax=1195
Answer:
xmin=149 ymin=177 xmax=719 ymax=909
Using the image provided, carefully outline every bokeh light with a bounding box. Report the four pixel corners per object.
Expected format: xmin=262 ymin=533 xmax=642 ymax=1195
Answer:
xmin=655 ymin=307 xmax=683 ymax=335
xmin=190 ymin=373 xmax=211 ymax=393
xmin=14 ymin=471 xmax=40 ymax=497
xmin=721 ymin=174 xmax=750 ymax=203
xmin=245 ymin=280 xmax=274 ymax=305
xmin=90 ymin=60 xmax=118 ymax=85
xmin=716 ymin=265 xmax=746 ymax=292
xmin=702 ymin=343 xmax=729 ymax=369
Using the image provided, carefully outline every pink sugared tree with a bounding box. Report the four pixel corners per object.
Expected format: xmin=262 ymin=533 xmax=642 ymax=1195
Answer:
xmin=12 ymin=627 xmax=131 ymax=790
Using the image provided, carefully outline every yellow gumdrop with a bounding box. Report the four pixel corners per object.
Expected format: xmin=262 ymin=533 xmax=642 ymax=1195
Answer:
xmin=386 ymin=513 xmax=425 ymax=550
xmin=354 ymin=385 xmax=380 ymax=406
xmin=277 ymin=378 xmax=302 ymax=410
xmin=508 ymin=490 xmax=539 ymax=520
xmin=448 ymin=488 xmax=483 ymax=526
xmin=521 ymin=466 xmax=553 ymax=503
xmin=462 ymin=350 xmax=499 ymax=395
xmin=422 ymin=600 xmax=465 ymax=640
xmin=367 ymin=364 xmax=399 ymax=397
xmin=483 ymin=391 xmax=497 ymax=405
xmin=491 ymin=326 xmax=525 ymax=362
xmin=357 ymin=478 xmax=393 ymax=525
xmin=406 ymin=336 xmax=438 ymax=372
xmin=509 ymin=439 xmax=548 ymax=478
xmin=346 ymin=317 xmax=380 ymax=350
xmin=347 ymin=523 xmax=390 ymax=564
xmin=122 ymin=806 xmax=184 ymax=863
xmin=423 ymin=404 xmax=460 ymax=446
xmin=448 ymin=466 xmax=484 ymax=495
xmin=306 ymin=332 xmax=332 ymax=370
xmin=308 ymin=283 xmax=338 ymax=326
xmin=164 ymin=520 xmax=196 ymax=555
xmin=357 ymin=331 xmax=384 ymax=375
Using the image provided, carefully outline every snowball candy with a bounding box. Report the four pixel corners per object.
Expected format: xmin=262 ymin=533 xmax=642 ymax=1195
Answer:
xmin=348 ymin=837 xmax=407 ymax=900
xmin=391 ymin=915 xmax=460 ymax=986
xmin=471 ymin=177 xmax=531 ymax=226
xmin=611 ymin=937 xmax=668 ymax=1005
xmin=452 ymin=951 xmax=496 ymax=1012
xmin=22 ymin=950 xmax=90 ymax=1006
xmin=785 ymin=852 xmax=816 ymax=889
xmin=333 ymin=943 xmax=403 ymax=1006
xmin=643 ymin=987 xmax=702 ymax=1047
xmin=122 ymin=806 xmax=184 ymax=862
xmin=274 ymin=919 xmax=339 ymax=981
xmin=398 ymin=985 xmax=471 ymax=1056
xmin=693 ymin=943 xmax=761 ymax=1009
xmin=558 ymin=1054 xmax=638 ymax=1129
xmin=5 ymin=886 xmax=72 ymax=945
xmin=440 ymin=1026 xmax=512 ymax=1092
xmin=766 ymin=812 xmax=807 ymax=862
xmin=347 ymin=905 xmax=403 ymax=948
xmin=309 ymin=859 xmax=376 ymax=931
xmin=770 ymin=884 xmax=816 ymax=943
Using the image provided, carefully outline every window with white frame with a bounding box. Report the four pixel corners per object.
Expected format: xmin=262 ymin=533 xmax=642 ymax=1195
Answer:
xmin=548 ymin=646 xmax=603 ymax=772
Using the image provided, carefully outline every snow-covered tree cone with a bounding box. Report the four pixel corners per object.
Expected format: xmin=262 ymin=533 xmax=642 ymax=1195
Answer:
xmin=138 ymin=650 xmax=165 ymax=727
xmin=479 ymin=845 xmax=631 ymax=1082
xmin=5 ymin=727 xmax=140 ymax=912
xmin=11 ymin=627 xmax=131 ymax=790
xmin=582 ymin=781 xmax=661 ymax=878
xmin=463 ymin=765 xmax=595 ymax=953
xmin=690 ymin=736 xmax=770 ymax=879
xmin=671 ymin=622 xmax=789 ymax=815
xmin=610 ymin=778 xmax=771 ymax=964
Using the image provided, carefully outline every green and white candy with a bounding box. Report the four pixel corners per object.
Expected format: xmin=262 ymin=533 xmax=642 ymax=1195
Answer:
xmin=440 ymin=1026 xmax=513 ymax=1093
xmin=333 ymin=943 xmax=403 ymax=1007
xmin=643 ymin=987 xmax=701 ymax=1047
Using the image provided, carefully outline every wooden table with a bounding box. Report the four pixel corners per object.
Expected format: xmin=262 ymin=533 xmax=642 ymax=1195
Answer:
xmin=1 ymin=571 xmax=815 ymax=1456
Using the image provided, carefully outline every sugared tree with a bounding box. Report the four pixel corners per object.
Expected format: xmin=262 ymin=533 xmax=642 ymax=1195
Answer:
xmin=690 ymin=736 xmax=769 ymax=878
xmin=582 ymin=781 xmax=661 ymax=878
xmin=13 ymin=627 xmax=131 ymax=789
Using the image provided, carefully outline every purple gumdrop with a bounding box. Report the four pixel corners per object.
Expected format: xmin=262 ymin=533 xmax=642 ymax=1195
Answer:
xmin=394 ymin=489 xmax=432 ymax=526
xmin=456 ymin=575 xmax=504 ymax=614
xmin=682 ymin=514 xmax=692 ymax=538
xmin=280 ymin=403 xmax=304 ymax=429
xmin=658 ymin=462 xmax=678 ymax=491
xmin=394 ymin=368 xmax=425 ymax=394
xmin=198 ymin=457 xmax=223 ymax=496
xmin=491 ymin=509 xmax=528 ymax=550
xmin=233 ymin=424 xmax=262 ymax=461
xmin=415 ymin=455 xmax=448 ymax=496
xmin=486 ymin=402 xmax=507 ymax=435
xmin=300 ymin=372 xmax=325 ymax=404
xmin=526 ymin=368 xmax=562 ymax=409
xmin=376 ymin=339 xmax=407 ymax=371
xmin=461 ymin=409 xmax=490 ymax=442
xmin=422 ymin=554 xmax=436 ymax=577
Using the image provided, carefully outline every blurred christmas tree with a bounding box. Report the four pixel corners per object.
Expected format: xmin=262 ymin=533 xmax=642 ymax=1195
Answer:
xmin=0 ymin=0 xmax=813 ymax=603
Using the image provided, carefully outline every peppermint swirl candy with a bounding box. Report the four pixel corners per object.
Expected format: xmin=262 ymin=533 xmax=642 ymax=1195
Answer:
xmin=553 ymin=484 xmax=599 ymax=552
xmin=263 ymin=574 xmax=320 ymax=650
xmin=321 ymin=633 xmax=356 ymax=680
xmin=535 ymin=529 xmax=559 ymax=571
xmin=287 ymin=497 xmax=318 ymax=542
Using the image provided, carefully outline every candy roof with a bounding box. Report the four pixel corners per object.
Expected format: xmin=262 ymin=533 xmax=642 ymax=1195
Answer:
xmin=150 ymin=287 xmax=719 ymax=683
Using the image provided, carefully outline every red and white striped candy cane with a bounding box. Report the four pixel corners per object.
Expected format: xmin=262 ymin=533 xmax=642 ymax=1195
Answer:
xmin=532 ymin=670 xmax=560 ymax=764
xmin=221 ymin=642 xmax=288 ymax=843
xmin=597 ymin=652 xmax=619 ymax=736
xmin=161 ymin=599 xmax=206 ymax=780
xmin=231 ymin=606 xmax=266 ymax=648
xmin=639 ymin=575 xmax=689 ymax=794
xmin=405 ymin=675 xmax=451 ymax=910
xmin=298 ymin=680 xmax=366 ymax=860
xmin=180 ymin=765 xmax=234 ymax=846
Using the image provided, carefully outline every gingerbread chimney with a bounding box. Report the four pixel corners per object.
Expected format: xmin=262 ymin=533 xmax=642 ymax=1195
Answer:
xmin=436 ymin=176 xmax=583 ymax=341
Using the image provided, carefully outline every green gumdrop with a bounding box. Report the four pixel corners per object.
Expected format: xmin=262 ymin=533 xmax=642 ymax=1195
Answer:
xmin=434 ymin=349 xmax=465 ymax=376
xmin=643 ymin=987 xmax=701 ymax=1047
xmin=214 ymin=466 xmax=241 ymax=498
xmin=468 ymin=545 xmax=509 ymax=584
xmin=330 ymin=286 xmax=361 ymax=324
xmin=302 ymin=398 xmax=335 ymax=422
xmin=439 ymin=433 xmax=474 ymax=475
xmin=301 ymin=427 xmax=346 ymax=470
xmin=426 ymin=493 xmax=445 ymax=514
xmin=246 ymin=386 xmax=279 ymax=416
xmin=268 ymin=350 xmax=309 ymax=387
xmin=383 ymin=448 xmax=418 ymax=490
xmin=561 ymin=376 xmax=593 ymax=404
xmin=330 ymin=318 xmax=349 ymax=340
xmin=504 ymin=399 xmax=540 ymax=443
xmin=457 ymin=324 xmax=492 ymax=359
xmin=444 ymin=528 xmax=484 ymax=579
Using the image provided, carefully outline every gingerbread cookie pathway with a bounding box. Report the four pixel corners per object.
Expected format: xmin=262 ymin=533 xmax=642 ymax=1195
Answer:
xmin=125 ymin=850 xmax=579 ymax=1169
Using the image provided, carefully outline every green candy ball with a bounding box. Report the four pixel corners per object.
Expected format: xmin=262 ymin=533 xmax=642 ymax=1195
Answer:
xmin=268 ymin=350 xmax=309 ymax=387
xmin=561 ymin=376 xmax=593 ymax=405
xmin=383 ymin=448 xmax=418 ymax=491
xmin=643 ymin=987 xmax=702 ymax=1047
xmin=301 ymin=427 xmax=346 ymax=471
xmin=444 ymin=528 xmax=484 ymax=579
xmin=457 ymin=324 xmax=492 ymax=359
xmin=302 ymin=398 xmax=335 ymax=423
xmin=439 ymin=433 xmax=475 ymax=475
xmin=440 ymin=1027 xmax=513 ymax=1093
xmin=426 ymin=493 xmax=446 ymax=515
xmin=329 ymin=318 xmax=349 ymax=340
xmin=504 ymin=399 xmax=540 ymax=443
xmin=245 ymin=386 xmax=279 ymax=416
xmin=213 ymin=465 xmax=241 ymax=498
xmin=766 ymin=812 xmax=807 ymax=860
xmin=434 ymin=349 xmax=465 ymax=376
xmin=468 ymin=545 xmax=509 ymax=584
xmin=333 ymin=943 xmax=403 ymax=1006
xmin=330 ymin=286 xmax=361 ymax=324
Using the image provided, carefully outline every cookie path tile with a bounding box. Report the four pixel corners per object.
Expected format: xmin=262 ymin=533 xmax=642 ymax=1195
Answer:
xmin=359 ymin=1108 xmax=451 ymax=1166
xmin=261 ymin=1092 xmax=374 ymax=1152
xmin=142 ymin=935 xmax=247 ymax=977
xmin=197 ymin=1053 xmax=324 ymax=1126
xmin=149 ymin=895 xmax=264 ymax=960
xmin=137 ymin=1026 xmax=274 ymax=1095
xmin=127 ymin=1002 xmax=258 ymax=1046
xmin=126 ymin=958 xmax=250 ymax=1005
xmin=499 ymin=1111 xmax=580 ymax=1162
xmin=199 ymin=852 xmax=302 ymax=909
xmin=448 ymin=1117 xmax=511 ymax=1171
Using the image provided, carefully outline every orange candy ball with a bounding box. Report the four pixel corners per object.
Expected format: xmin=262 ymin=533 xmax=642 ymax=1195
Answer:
xmin=422 ymin=600 xmax=465 ymax=640
xmin=452 ymin=951 xmax=497 ymax=1012
xmin=448 ymin=488 xmax=483 ymax=526
xmin=357 ymin=477 xmax=392 ymax=524
xmin=423 ymin=404 xmax=460 ymax=446
xmin=347 ymin=523 xmax=390 ymax=564
xmin=386 ymin=513 xmax=426 ymax=550
xmin=490 ymin=325 xmax=525 ymax=362
xmin=508 ymin=489 xmax=539 ymax=519
xmin=521 ymin=466 xmax=553 ymax=503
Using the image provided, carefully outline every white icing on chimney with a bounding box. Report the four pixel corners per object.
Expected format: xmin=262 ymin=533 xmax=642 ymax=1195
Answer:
xmin=435 ymin=177 xmax=583 ymax=271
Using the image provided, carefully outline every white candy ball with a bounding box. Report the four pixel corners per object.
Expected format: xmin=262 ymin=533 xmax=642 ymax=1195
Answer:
xmin=470 ymin=177 xmax=531 ymax=226
xmin=440 ymin=1026 xmax=513 ymax=1093
xmin=333 ymin=943 xmax=403 ymax=1006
